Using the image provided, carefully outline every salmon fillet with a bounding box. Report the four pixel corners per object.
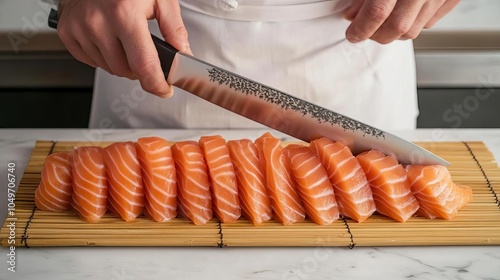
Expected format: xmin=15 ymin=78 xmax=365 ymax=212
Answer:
xmin=227 ymin=139 xmax=272 ymax=225
xmin=34 ymin=133 xmax=473 ymax=226
xmin=284 ymin=144 xmax=339 ymax=225
xmin=135 ymin=137 xmax=177 ymax=222
xmin=199 ymin=135 xmax=241 ymax=223
xmin=171 ymin=141 xmax=213 ymax=225
xmin=255 ymin=132 xmax=305 ymax=225
xmin=71 ymin=147 xmax=108 ymax=223
xmin=406 ymin=165 xmax=473 ymax=219
xmin=35 ymin=152 xmax=73 ymax=212
xmin=356 ymin=150 xmax=420 ymax=222
xmin=103 ymin=142 xmax=144 ymax=222
xmin=310 ymin=137 xmax=376 ymax=222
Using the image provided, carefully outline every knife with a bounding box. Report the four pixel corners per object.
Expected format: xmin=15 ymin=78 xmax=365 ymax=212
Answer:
xmin=48 ymin=9 xmax=448 ymax=165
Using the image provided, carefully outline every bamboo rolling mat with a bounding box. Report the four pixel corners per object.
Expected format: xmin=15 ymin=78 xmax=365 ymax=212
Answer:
xmin=1 ymin=140 xmax=500 ymax=248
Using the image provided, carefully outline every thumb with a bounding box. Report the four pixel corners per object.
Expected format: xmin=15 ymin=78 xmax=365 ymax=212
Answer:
xmin=155 ymin=0 xmax=193 ymax=55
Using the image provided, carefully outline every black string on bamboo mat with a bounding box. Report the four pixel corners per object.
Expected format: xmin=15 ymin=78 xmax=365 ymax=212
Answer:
xmin=341 ymin=216 xmax=356 ymax=249
xmin=22 ymin=141 xmax=58 ymax=248
xmin=463 ymin=141 xmax=500 ymax=210
xmin=48 ymin=140 xmax=57 ymax=155
xmin=217 ymin=220 xmax=224 ymax=248
xmin=20 ymin=206 xmax=36 ymax=248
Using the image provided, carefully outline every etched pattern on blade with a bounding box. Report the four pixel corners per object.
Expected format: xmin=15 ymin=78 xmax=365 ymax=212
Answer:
xmin=207 ymin=68 xmax=385 ymax=139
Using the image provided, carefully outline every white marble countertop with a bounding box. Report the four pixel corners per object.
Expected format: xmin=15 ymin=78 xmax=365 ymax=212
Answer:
xmin=0 ymin=129 xmax=499 ymax=279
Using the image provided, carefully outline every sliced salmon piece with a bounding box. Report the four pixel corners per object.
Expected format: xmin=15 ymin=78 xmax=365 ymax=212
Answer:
xmin=71 ymin=147 xmax=108 ymax=223
xmin=199 ymin=135 xmax=241 ymax=223
xmin=284 ymin=144 xmax=339 ymax=225
xmin=227 ymin=139 xmax=272 ymax=225
xmin=35 ymin=152 xmax=73 ymax=212
xmin=356 ymin=150 xmax=420 ymax=222
xmin=406 ymin=165 xmax=473 ymax=219
xmin=255 ymin=132 xmax=305 ymax=225
xmin=103 ymin=142 xmax=144 ymax=222
xmin=171 ymin=141 xmax=213 ymax=225
xmin=310 ymin=137 xmax=376 ymax=222
xmin=135 ymin=137 xmax=177 ymax=222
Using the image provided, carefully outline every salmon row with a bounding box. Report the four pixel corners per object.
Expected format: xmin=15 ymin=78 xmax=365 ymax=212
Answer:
xmin=34 ymin=134 xmax=473 ymax=224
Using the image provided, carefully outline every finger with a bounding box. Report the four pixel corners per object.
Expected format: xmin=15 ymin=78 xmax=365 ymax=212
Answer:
xmin=79 ymin=9 xmax=126 ymax=77
xmin=401 ymin=0 xmax=446 ymax=40
xmin=75 ymin=35 xmax=113 ymax=73
xmin=155 ymin=0 xmax=192 ymax=55
xmin=81 ymin=42 xmax=114 ymax=74
xmin=343 ymin=0 xmax=364 ymax=21
xmin=370 ymin=0 xmax=426 ymax=44
xmin=345 ymin=0 xmax=398 ymax=43
xmin=118 ymin=17 xmax=173 ymax=98
xmin=425 ymin=0 xmax=460 ymax=28
xmin=97 ymin=36 xmax=136 ymax=79
xmin=58 ymin=37 xmax=97 ymax=68
xmin=57 ymin=23 xmax=97 ymax=68
xmin=82 ymin=8 xmax=137 ymax=79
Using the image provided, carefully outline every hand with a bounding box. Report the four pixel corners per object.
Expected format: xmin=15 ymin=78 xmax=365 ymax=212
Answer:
xmin=57 ymin=0 xmax=192 ymax=98
xmin=343 ymin=0 xmax=460 ymax=44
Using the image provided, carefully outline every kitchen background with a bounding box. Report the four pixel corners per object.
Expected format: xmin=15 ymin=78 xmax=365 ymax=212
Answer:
xmin=0 ymin=0 xmax=499 ymax=128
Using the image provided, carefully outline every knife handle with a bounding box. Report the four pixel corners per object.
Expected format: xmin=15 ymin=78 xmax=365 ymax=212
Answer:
xmin=48 ymin=8 xmax=59 ymax=29
xmin=151 ymin=35 xmax=178 ymax=78
xmin=48 ymin=9 xmax=178 ymax=78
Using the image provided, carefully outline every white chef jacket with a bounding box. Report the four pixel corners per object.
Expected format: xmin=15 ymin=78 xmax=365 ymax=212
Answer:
xmin=89 ymin=0 xmax=419 ymax=131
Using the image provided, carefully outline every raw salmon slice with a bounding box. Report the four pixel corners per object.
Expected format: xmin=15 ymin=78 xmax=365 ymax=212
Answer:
xmin=71 ymin=147 xmax=108 ymax=223
xmin=199 ymin=135 xmax=241 ymax=223
xmin=227 ymin=139 xmax=272 ymax=225
xmin=255 ymin=132 xmax=305 ymax=225
xmin=356 ymin=150 xmax=419 ymax=222
xmin=406 ymin=165 xmax=473 ymax=219
xmin=171 ymin=141 xmax=213 ymax=225
xmin=310 ymin=137 xmax=376 ymax=222
xmin=35 ymin=152 xmax=73 ymax=212
xmin=103 ymin=142 xmax=144 ymax=222
xmin=284 ymin=144 xmax=339 ymax=225
xmin=135 ymin=137 xmax=177 ymax=222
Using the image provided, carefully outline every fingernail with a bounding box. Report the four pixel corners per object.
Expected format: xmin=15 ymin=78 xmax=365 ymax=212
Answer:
xmin=158 ymin=93 xmax=172 ymax=99
xmin=346 ymin=34 xmax=361 ymax=43
xmin=180 ymin=43 xmax=193 ymax=55
xmin=159 ymin=88 xmax=174 ymax=99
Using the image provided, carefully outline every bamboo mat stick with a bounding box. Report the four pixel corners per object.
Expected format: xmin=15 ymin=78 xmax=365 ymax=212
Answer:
xmin=2 ymin=238 xmax=220 ymax=247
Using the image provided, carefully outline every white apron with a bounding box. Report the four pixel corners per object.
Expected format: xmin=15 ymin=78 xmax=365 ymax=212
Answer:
xmin=89 ymin=0 xmax=418 ymax=131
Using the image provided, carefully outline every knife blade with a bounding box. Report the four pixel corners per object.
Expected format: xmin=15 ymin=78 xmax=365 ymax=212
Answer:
xmin=152 ymin=36 xmax=448 ymax=166
xmin=47 ymin=9 xmax=448 ymax=165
